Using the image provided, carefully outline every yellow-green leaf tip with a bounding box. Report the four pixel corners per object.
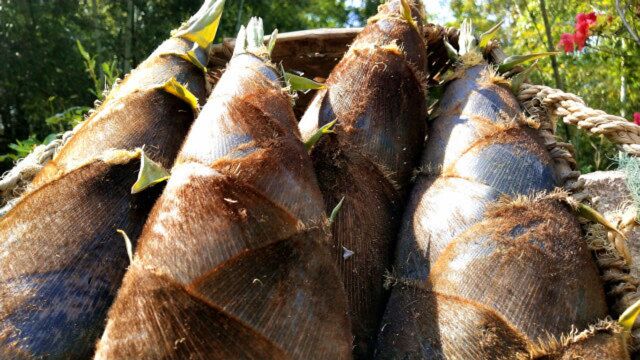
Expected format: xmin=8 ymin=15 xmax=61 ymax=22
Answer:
xmin=172 ymin=0 xmax=225 ymax=49
xmin=619 ymin=298 xmax=640 ymax=332
xmin=305 ymin=118 xmax=337 ymax=151
xmin=131 ymin=149 xmax=170 ymax=194
xmin=160 ymin=77 xmax=200 ymax=114
xmin=116 ymin=229 xmax=134 ymax=263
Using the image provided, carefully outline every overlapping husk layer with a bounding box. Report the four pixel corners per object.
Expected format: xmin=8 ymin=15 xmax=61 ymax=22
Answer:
xmin=0 ymin=34 xmax=206 ymax=359
xmin=298 ymin=0 xmax=428 ymax=356
xmin=377 ymin=63 xmax=614 ymax=359
xmin=95 ymin=50 xmax=352 ymax=359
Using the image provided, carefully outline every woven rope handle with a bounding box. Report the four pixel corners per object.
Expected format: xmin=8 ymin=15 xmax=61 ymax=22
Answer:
xmin=519 ymin=83 xmax=640 ymax=156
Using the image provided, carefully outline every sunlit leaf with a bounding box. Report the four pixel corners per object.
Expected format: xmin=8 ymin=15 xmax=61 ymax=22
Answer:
xmin=160 ymin=77 xmax=200 ymax=114
xmin=284 ymin=72 xmax=326 ymax=93
xmin=498 ymin=52 xmax=558 ymax=72
xmin=304 ymin=118 xmax=337 ymax=151
xmin=619 ymin=298 xmax=640 ymax=332
xmin=131 ymin=150 xmax=170 ymax=194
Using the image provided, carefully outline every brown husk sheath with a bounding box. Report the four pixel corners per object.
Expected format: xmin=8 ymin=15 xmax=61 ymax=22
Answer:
xmin=376 ymin=62 xmax=619 ymax=358
xmin=95 ymin=26 xmax=352 ymax=359
xmin=298 ymin=0 xmax=428 ymax=356
xmin=0 ymin=7 xmax=213 ymax=358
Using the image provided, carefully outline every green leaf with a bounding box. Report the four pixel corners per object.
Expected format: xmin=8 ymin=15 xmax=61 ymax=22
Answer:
xmin=76 ymin=40 xmax=91 ymax=62
xmin=131 ymin=150 xmax=170 ymax=194
xmin=45 ymin=106 xmax=89 ymax=128
xmin=284 ymin=72 xmax=326 ymax=93
xmin=0 ymin=153 xmax=18 ymax=163
xmin=304 ymin=118 xmax=337 ymax=151
xmin=172 ymin=0 xmax=225 ymax=49
xmin=619 ymin=298 xmax=640 ymax=332
xmin=510 ymin=60 xmax=538 ymax=94
xmin=478 ymin=20 xmax=503 ymax=49
xmin=498 ymin=52 xmax=559 ymax=72
xmin=329 ymin=196 xmax=345 ymax=225
xmin=116 ymin=229 xmax=134 ymax=263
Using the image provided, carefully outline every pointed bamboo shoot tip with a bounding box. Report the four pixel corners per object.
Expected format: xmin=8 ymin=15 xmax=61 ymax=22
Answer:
xmin=304 ymin=118 xmax=337 ymax=151
xmin=246 ymin=17 xmax=265 ymax=52
xmin=233 ymin=17 xmax=272 ymax=59
xmin=619 ymin=298 xmax=640 ymax=332
xmin=116 ymin=229 xmax=134 ymax=263
xmin=172 ymin=0 xmax=226 ymax=49
xmin=458 ymin=19 xmax=477 ymax=55
xmin=329 ymin=196 xmax=345 ymax=225
xmin=131 ymin=149 xmax=170 ymax=194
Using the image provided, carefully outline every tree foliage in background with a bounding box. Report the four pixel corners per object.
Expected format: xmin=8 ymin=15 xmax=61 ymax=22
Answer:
xmin=1 ymin=0 xmax=637 ymax=173
xmin=446 ymin=0 xmax=640 ymax=172
xmin=0 ymin=0 xmax=382 ymax=171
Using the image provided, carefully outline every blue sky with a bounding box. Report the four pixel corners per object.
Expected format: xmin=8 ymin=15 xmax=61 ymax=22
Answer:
xmin=346 ymin=0 xmax=455 ymax=24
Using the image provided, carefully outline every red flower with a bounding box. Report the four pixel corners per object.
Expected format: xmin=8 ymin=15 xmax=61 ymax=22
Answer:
xmin=561 ymin=12 xmax=599 ymax=53
xmin=574 ymin=30 xmax=588 ymax=50
xmin=634 ymin=112 xmax=640 ymax=126
xmin=576 ymin=12 xmax=597 ymax=27
xmin=575 ymin=19 xmax=590 ymax=34
xmin=559 ymin=33 xmax=575 ymax=52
